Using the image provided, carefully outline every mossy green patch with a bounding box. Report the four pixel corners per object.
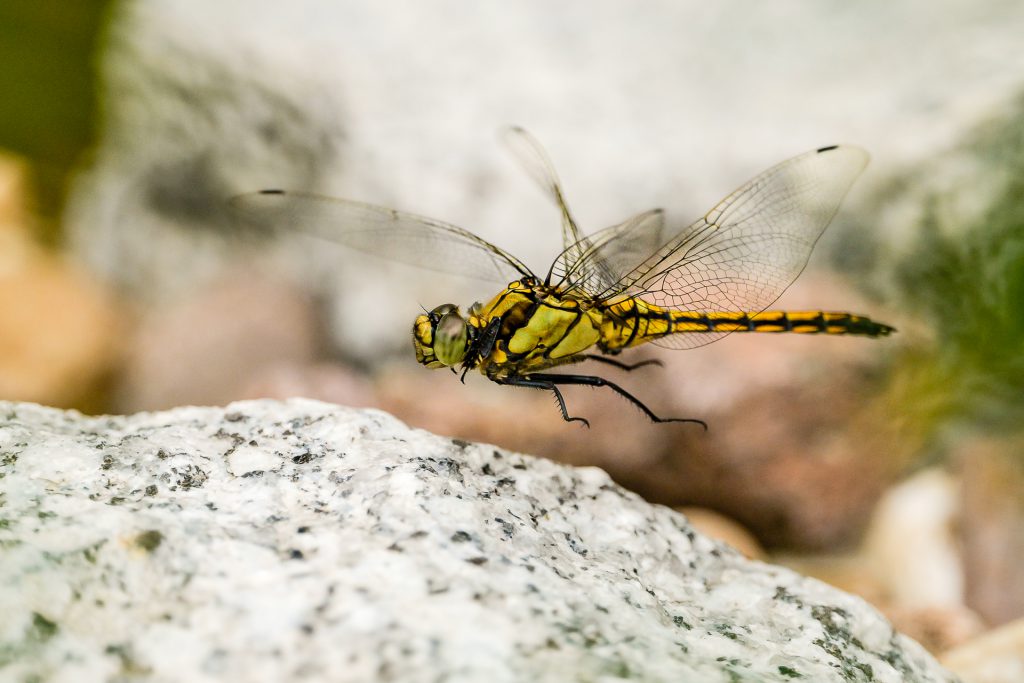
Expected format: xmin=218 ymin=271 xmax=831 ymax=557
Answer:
xmin=28 ymin=613 xmax=58 ymax=642
xmin=875 ymin=95 xmax=1024 ymax=453
xmin=134 ymin=529 xmax=164 ymax=552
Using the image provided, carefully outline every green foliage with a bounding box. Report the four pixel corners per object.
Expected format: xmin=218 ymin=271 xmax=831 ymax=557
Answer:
xmin=893 ymin=106 xmax=1024 ymax=433
xmin=0 ymin=1 xmax=112 ymax=222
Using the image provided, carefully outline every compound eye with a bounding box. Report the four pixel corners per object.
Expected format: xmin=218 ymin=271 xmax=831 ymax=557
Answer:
xmin=429 ymin=303 xmax=458 ymax=325
xmin=433 ymin=309 xmax=468 ymax=366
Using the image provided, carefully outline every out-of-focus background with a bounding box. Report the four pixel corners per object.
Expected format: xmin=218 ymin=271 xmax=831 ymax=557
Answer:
xmin=4 ymin=0 xmax=1024 ymax=677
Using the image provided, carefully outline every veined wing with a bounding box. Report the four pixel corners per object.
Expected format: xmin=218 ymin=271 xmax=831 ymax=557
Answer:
xmin=567 ymin=145 xmax=870 ymax=349
xmin=549 ymin=208 xmax=666 ymax=296
xmin=230 ymin=190 xmax=534 ymax=283
xmin=501 ymin=127 xmax=620 ymax=290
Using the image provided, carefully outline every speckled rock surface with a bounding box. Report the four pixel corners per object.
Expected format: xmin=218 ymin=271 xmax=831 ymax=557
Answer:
xmin=0 ymin=399 xmax=957 ymax=682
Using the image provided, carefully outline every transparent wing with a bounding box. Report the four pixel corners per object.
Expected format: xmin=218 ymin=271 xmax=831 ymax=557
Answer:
xmin=572 ymin=145 xmax=870 ymax=349
xmin=230 ymin=190 xmax=534 ymax=283
xmin=502 ymin=127 xmax=585 ymax=253
xmin=502 ymin=127 xmax=621 ymax=290
xmin=550 ymin=208 xmax=666 ymax=295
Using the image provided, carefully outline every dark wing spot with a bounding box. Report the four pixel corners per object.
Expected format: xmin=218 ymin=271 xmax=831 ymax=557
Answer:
xmin=816 ymin=145 xmax=839 ymax=153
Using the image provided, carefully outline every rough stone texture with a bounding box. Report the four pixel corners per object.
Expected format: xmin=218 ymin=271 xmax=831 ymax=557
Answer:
xmin=0 ymin=400 xmax=956 ymax=682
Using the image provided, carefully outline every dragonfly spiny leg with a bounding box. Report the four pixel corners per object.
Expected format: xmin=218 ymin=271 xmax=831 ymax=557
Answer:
xmin=459 ymin=318 xmax=502 ymax=384
xmin=525 ymin=373 xmax=707 ymax=430
xmin=497 ymin=376 xmax=590 ymax=428
xmin=584 ymin=355 xmax=664 ymax=372
xmin=477 ymin=318 xmax=502 ymax=356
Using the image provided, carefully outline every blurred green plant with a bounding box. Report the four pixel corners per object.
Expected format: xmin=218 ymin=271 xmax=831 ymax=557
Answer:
xmin=0 ymin=1 xmax=112 ymax=235
xmin=891 ymin=104 xmax=1024 ymax=438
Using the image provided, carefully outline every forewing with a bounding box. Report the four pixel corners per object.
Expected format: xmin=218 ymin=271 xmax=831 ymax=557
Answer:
xmin=587 ymin=145 xmax=870 ymax=349
xmin=230 ymin=190 xmax=533 ymax=283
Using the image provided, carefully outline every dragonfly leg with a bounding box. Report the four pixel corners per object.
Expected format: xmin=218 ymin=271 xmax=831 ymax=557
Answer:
xmin=460 ymin=318 xmax=502 ymax=385
xmin=526 ymin=373 xmax=707 ymax=430
xmin=497 ymin=376 xmax=590 ymax=427
xmin=584 ymin=354 xmax=663 ymax=371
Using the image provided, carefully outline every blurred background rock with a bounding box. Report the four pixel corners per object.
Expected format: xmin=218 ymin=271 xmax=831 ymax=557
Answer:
xmin=3 ymin=1 xmax=1024 ymax=679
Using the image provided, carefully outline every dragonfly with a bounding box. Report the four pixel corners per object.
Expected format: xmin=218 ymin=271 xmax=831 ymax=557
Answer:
xmin=232 ymin=128 xmax=893 ymax=428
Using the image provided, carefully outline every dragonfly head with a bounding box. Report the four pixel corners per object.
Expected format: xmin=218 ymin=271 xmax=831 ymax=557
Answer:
xmin=413 ymin=304 xmax=469 ymax=368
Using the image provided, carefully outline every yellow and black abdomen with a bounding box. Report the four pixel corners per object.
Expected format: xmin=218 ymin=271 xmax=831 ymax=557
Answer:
xmin=599 ymin=297 xmax=894 ymax=351
xmin=672 ymin=310 xmax=894 ymax=336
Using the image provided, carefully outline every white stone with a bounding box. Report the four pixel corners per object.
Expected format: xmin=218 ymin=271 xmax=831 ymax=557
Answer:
xmin=942 ymin=618 xmax=1024 ymax=683
xmin=863 ymin=468 xmax=964 ymax=608
xmin=0 ymin=399 xmax=957 ymax=682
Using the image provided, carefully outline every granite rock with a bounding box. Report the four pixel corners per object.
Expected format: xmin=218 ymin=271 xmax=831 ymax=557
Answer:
xmin=0 ymin=400 xmax=957 ymax=682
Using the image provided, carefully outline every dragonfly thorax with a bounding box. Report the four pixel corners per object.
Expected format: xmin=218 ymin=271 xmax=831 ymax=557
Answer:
xmin=412 ymin=303 xmax=472 ymax=369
